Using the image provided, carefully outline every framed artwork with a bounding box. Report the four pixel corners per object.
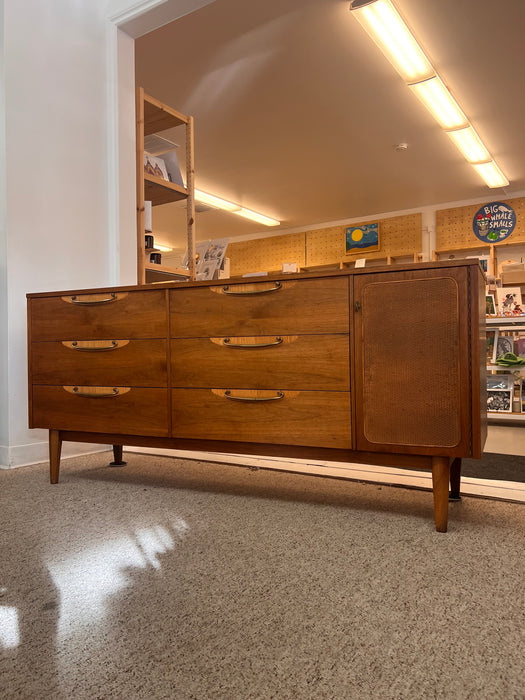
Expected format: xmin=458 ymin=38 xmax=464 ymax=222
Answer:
xmin=144 ymin=152 xmax=169 ymax=180
xmin=345 ymin=222 xmax=380 ymax=254
xmin=487 ymin=390 xmax=512 ymax=413
xmin=487 ymin=375 xmax=513 ymax=391
xmin=486 ymin=329 xmax=497 ymax=363
xmin=486 ymin=294 xmax=496 ymax=316
xmin=495 ymin=334 xmax=514 ymax=360
xmin=496 ymin=287 xmax=523 ymax=316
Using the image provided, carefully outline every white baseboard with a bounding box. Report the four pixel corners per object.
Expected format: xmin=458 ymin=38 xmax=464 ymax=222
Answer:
xmin=126 ymin=446 xmax=525 ymax=504
xmin=0 ymin=440 xmax=109 ymax=470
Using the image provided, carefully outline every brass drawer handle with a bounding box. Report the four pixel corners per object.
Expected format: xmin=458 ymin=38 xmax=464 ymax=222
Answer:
xmin=223 ymin=337 xmax=283 ymax=349
xmin=69 ymin=293 xmax=118 ymax=305
xmin=72 ymin=386 xmax=120 ymax=398
xmin=224 ymin=390 xmax=284 ymax=402
xmin=71 ymin=340 xmax=119 ymax=352
xmin=221 ymin=281 xmax=282 ymax=295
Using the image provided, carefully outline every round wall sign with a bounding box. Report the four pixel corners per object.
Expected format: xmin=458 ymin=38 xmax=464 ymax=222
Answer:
xmin=472 ymin=202 xmax=516 ymax=243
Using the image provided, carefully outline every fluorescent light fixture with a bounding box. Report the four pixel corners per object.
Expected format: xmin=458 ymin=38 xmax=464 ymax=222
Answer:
xmin=194 ymin=189 xmax=239 ymax=212
xmin=195 ymin=188 xmax=280 ymax=226
xmin=349 ymin=0 xmax=434 ymax=82
xmin=235 ymin=207 xmax=280 ymax=226
xmin=445 ymin=126 xmax=491 ymax=164
xmin=350 ymin=0 xmax=509 ymax=188
xmin=155 ymin=244 xmax=173 ymax=252
xmin=471 ymin=161 xmax=509 ymax=189
xmin=408 ymin=76 xmax=468 ymax=130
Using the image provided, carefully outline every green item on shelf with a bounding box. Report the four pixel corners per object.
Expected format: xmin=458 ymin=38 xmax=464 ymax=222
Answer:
xmin=495 ymin=352 xmax=525 ymax=366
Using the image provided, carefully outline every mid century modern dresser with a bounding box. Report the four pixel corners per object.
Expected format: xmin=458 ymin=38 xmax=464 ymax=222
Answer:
xmin=27 ymin=260 xmax=486 ymax=531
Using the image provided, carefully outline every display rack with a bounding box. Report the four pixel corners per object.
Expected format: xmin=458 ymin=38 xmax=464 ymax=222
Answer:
xmin=136 ymin=88 xmax=195 ymax=284
xmin=486 ymin=316 xmax=525 ymax=424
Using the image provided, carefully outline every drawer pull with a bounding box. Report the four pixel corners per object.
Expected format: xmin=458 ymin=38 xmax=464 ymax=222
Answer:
xmin=72 ymin=386 xmax=120 ymax=398
xmin=69 ymin=293 xmax=118 ymax=305
xmin=221 ymin=281 xmax=282 ymax=295
xmin=224 ymin=390 xmax=284 ymax=402
xmin=70 ymin=340 xmax=119 ymax=351
xmin=223 ymin=337 xmax=283 ymax=349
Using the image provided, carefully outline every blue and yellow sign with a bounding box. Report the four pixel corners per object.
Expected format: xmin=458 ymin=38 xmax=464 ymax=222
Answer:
xmin=346 ymin=222 xmax=379 ymax=253
xmin=472 ymin=202 xmax=516 ymax=243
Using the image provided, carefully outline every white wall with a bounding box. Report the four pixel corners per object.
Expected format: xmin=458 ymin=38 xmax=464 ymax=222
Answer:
xmin=0 ymin=0 xmax=218 ymax=468
xmin=1 ymin=0 xmax=123 ymax=467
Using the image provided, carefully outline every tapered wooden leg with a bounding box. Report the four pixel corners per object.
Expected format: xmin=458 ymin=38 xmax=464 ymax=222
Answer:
xmin=49 ymin=430 xmax=62 ymax=484
xmin=432 ymin=456 xmax=450 ymax=533
xmin=109 ymin=444 xmax=127 ymax=467
xmin=449 ymin=457 xmax=462 ymax=501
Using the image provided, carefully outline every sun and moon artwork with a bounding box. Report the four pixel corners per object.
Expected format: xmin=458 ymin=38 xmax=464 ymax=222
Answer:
xmin=345 ymin=222 xmax=380 ymax=253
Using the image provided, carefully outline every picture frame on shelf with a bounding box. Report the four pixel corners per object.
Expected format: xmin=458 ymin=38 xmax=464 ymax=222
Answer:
xmin=486 ymin=294 xmax=496 ymax=316
xmin=144 ymin=152 xmax=169 ymax=181
xmin=496 ymin=287 xmax=524 ymax=316
xmin=345 ymin=222 xmax=380 ymax=254
xmin=487 ymin=374 xmax=513 ymax=391
xmin=486 ymin=328 xmax=497 ymax=363
xmin=516 ymin=337 xmax=525 ymax=356
xmin=495 ymin=334 xmax=514 ymax=360
xmin=487 ymin=389 xmax=513 ymax=413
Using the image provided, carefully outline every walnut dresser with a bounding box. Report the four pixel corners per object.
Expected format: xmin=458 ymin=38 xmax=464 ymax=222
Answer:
xmin=27 ymin=260 xmax=487 ymax=532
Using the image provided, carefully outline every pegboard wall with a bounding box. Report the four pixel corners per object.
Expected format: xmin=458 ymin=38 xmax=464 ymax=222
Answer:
xmin=227 ymin=213 xmax=422 ymax=276
xmin=306 ymin=213 xmax=422 ymax=266
xmin=436 ymin=197 xmax=525 ymax=250
xmin=228 ymin=233 xmax=306 ymax=277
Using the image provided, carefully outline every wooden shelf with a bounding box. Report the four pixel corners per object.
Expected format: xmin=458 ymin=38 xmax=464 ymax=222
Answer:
xmin=144 ymin=174 xmax=188 ymax=206
xmin=143 ymin=94 xmax=188 ymax=135
xmin=145 ymin=263 xmax=190 ymax=277
xmin=137 ymin=87 xmax=195 ymax=284
xmin=486 ymin=316 xmax=525 ymax=326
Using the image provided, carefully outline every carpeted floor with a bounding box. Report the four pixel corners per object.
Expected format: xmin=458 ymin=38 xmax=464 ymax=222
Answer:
xmin=1 ymin=452 xmax=524 ymax=699
xmin=462 ymin=451 xmax=525 ymax=483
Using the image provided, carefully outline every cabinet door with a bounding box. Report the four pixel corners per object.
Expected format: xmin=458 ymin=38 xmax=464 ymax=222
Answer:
xmin=353 ymin=267 xmax=471 ymax=455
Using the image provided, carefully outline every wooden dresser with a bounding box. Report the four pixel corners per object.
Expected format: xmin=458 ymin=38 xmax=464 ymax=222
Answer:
xmin=27 ymin=260 xmax=487 ymax=532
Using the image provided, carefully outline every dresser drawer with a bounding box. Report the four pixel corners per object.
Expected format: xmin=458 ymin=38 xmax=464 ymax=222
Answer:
xmin=29 ymin=290 xmax=167 ymax=341
xmin=171 ymin=389 xmax=351 ymax=449
xmin=170 ymin=277 xmax=349 ymax=337
xmin=171 ymin=335 xmax=349 ymax=390
xmin=31 ymin=339 xmax=167 ymax=387
xmin=31 ymin=386 xmax=169 ymax=436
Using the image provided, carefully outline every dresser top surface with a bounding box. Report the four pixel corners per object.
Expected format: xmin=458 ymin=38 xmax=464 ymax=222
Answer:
xmin=27 ymin=259 xmax=483 ymax=299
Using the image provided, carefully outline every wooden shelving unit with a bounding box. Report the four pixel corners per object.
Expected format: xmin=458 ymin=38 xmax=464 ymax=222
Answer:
xmin=136 ymin=88 xmax=195 ymax=284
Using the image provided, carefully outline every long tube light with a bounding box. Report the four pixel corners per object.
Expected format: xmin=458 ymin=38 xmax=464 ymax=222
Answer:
xmin=350 ymin=0 xmax=433 ymax=82
xmin=194 ymin=188 xmax=280 ymax=226
xmin=408 ymin=76 xmax=468 ymax=130
xmin=349 ymin=0 xmax=509 ymax=188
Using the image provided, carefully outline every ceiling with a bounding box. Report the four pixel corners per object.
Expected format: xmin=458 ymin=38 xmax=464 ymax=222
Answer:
xmin=135 ymin=0 xmax=525 ymax=248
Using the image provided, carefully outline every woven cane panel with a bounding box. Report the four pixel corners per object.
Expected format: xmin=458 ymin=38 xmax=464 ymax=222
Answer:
xmin=362 ymin=277 xmax=461 ymax=447
xmin=436 ymin=196 xmax=525 ymax=251
xmin=306 ymin=213 xmax=422 ymax=266
xmin=228 ymin=233 xmax=306 ymax=277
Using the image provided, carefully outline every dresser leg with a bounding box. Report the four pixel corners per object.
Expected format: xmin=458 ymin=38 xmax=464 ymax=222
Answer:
xmin=449 ymin=457 xmax=462 ymax=501
xmin=49 ymin=430 xmax=62 ymax=484
xmin=432 ymin=456 xmax=450 ymax=533
xmin=109 ymin=444 xmax=127 ymax=467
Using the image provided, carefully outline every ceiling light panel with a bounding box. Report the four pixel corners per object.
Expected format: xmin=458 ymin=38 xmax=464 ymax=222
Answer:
xmin=408 ymin=76 xmax=468 ymax=130
xmin=194 ymin=189 xmax=280 ymax=226
xmin=234 ymin=207 xmax=280 ymax=227
xmin=471 ymin=161 xmax=509 ymax=189
xmin=350 ymin=0 xmax=434 ymax=82
xmin=446 ymin=126 xmax=491 ymax=164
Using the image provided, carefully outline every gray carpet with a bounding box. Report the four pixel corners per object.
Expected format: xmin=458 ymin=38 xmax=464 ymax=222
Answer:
xmin=1 ymin=452 xmax=524 ymax=700
xmin=463 ymin=452 xmax=525 ymax=483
